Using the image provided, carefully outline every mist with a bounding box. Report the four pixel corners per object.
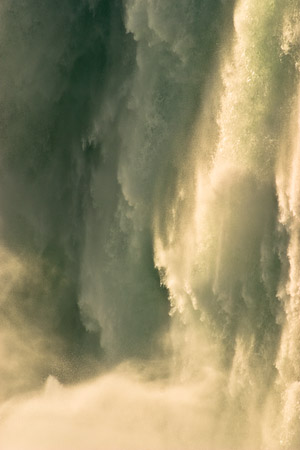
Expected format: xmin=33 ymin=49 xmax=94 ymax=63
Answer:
xmin=1 ymin=0 xmax=300 ymax=449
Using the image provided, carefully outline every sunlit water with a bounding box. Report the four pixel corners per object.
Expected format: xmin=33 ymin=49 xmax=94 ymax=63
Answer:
xmin=0 ymin=1 xmax=300 ymax=449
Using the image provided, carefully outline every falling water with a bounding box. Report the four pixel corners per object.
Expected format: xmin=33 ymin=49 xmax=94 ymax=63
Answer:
xmin=0 ymin=0 xmax=300 ymax=449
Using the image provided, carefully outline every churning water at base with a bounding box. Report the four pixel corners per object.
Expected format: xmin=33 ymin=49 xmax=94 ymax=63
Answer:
xmin=0 ymin=0 xmax=300 ymax=449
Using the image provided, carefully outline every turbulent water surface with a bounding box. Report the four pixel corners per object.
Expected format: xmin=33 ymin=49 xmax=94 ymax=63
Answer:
xmin=0 ymin=1 xmax=300 ymax=449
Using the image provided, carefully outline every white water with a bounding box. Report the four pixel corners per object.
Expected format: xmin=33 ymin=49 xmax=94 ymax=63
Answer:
xmin=0 ymin=0 xmax=300 ymax=449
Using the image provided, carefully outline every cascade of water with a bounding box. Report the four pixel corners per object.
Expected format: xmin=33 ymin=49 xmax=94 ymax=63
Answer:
xmin=0 ymin=1 xmax=299 ymax=449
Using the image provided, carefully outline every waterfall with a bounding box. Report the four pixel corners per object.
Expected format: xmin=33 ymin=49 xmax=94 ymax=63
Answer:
xmin=0 ymin=1 xmax=299 ymax=449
